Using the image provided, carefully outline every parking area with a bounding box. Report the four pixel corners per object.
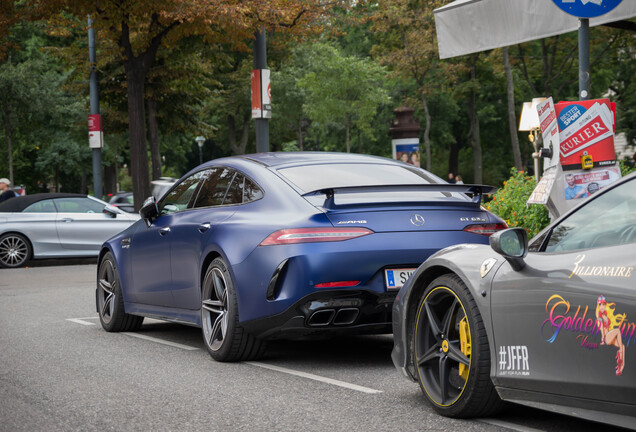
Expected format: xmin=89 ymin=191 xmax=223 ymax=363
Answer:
xmin=0 ymin=265 xmax=622 ymax=432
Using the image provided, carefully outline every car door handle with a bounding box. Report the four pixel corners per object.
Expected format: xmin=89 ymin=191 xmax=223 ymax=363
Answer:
xmin=61 ymin=218 xmax=73 ymax=223
xmin=198 ymin=223 xmax=211 ymax=233
xmin=159 ymin=227 xmax=171 ymax=236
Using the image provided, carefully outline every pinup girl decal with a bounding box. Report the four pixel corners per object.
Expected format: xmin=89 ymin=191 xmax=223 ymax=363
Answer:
xmin=596 ymin=295 xmax=626 ymax=376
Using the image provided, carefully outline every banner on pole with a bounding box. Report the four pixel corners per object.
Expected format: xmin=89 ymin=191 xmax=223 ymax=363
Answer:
xmin=88 ymin=114 xmax=103 ymax=149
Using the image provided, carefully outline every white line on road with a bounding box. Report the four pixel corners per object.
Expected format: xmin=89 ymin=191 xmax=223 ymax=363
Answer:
xmin=246 ymin=361 xmax=383 ymax=394
xmin=66 ymin=318 xmax=96 ymax=326
xmin=479 ymin=418 xmax=546 ymax=432
xmin=122 ymin=332 xmax=200 ymax=351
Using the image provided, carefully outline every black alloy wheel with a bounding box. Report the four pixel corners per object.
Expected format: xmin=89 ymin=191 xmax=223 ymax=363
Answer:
xmin=97 ymin=252 xmax=143 ymax=332
xmin=413 ymin=274 xmax=502 ymax=418
xmin=201 ymin=258 xmax=266 ymax=362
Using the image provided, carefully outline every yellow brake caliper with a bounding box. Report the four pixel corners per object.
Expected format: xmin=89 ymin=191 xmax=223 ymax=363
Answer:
xmin=458 ymin=316 xmax=471 ymax=380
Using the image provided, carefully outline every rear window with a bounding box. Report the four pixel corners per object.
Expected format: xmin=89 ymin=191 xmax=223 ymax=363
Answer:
xmin=278 ymin=163 xmax=466 ymax=205
xmin=278 ymin=163 xmax=437 ymax=191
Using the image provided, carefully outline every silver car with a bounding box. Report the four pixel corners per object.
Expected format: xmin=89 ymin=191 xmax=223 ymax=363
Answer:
xmin=0 ymin=193 xmax=140 ymax=268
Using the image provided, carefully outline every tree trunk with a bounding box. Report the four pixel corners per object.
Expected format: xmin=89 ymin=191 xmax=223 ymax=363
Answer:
xmin=147 ymin=97 xmax=162 ymax=180
xmin=345 ymin=114 xmax=351 ymax=153
xmin=125 ymin=65 xmax=151 ymax=209
xmin=81 ymin=167 xmax=87 ymax=195
xmin=467 ymin=57 xmax=482 ymax=184
xmin=2 ymin=107 xmax=14 ymax=185
xmin=297 ymin=121 xmax=304 ymax=151
xmin=228 ymin=114 xmax=250 ymax=155
xmin=504 ymin=47 xmax=523 ymax=171
xmin=449 ymin=128 xmax=462 ymax=179
xmin=420 ymin=92 xmax=432 ymax=171
xmin=117 ymin=14 xmax=176 ymax=211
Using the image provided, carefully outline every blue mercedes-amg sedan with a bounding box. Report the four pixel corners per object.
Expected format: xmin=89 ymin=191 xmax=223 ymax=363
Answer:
xmin=96 ymin=152 xmax=506 ymax=362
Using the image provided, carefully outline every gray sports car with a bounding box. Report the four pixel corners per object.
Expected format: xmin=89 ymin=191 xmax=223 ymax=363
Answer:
xmin=0 ymin=193 xmax=139 ymax=268
xmin=392 ymin=171 xmax=635 ymax=429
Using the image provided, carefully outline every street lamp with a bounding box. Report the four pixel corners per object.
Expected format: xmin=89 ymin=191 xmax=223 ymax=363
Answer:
xmin=195 ymin=136 xmax=206 ymax=165
xmin=519 ymin=97 xmax=546 ymax=181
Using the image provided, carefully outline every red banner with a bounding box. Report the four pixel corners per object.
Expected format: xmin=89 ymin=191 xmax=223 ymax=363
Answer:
xmin=88 ymin=114 xmax=102 ymax=132
xmin=251 ymin=70 xmax=261 ymax=118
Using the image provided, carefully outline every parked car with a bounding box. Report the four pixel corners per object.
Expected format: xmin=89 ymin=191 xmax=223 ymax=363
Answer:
xmin=0 ymin=193 xmax=140 ymax=268
xmin=151 ymin=177 xmax=178 ymax=200
xmin=96 ymin=152 xmax=506 ymax=362
xmin=391 ymin=171 xmax=636 ymax=429
xmin=108 ymin=192 xmax=135 ymax=213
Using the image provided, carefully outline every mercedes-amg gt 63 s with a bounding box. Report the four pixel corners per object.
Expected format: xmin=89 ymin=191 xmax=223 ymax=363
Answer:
xmin=392 ymin=171 xmax=635 ymax=429
xmin=96 ymin=152 xmax=506 ymax=362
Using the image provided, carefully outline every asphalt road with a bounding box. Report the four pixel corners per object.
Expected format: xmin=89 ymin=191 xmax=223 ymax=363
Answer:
xmin=0 ymin=264 xmax=629 ymax=432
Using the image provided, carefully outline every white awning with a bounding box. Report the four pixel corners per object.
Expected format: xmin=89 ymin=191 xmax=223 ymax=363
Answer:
xmin=434 ymin=0 xmax=636 ymax=59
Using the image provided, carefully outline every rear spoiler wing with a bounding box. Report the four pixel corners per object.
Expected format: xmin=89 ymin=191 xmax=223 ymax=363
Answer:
xmin=302 ymin=184 xmax=498 ymax=210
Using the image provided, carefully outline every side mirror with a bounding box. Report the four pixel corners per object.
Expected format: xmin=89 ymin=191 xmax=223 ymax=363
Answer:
xmin=103 ymin=204 xmax=120 ymax=218
xmin=490 ymin=227 xmax=528 ymax=271
xmin=139 ymin=196 xmax=159 ymax=227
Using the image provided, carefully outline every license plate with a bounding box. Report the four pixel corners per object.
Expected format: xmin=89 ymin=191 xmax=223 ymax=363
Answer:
xmin=385 ymin=268 xmax=416 ymax=290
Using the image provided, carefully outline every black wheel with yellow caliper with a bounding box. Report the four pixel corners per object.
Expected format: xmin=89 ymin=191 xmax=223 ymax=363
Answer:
xmin=412 ymin=274 xmax=503 ymax=417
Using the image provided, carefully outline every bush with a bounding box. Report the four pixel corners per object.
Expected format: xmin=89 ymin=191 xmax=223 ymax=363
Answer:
xmin=620 ymin=158 xmax=636 ymax=176
xmin=484 ymin=168 xmax=550 ymax=239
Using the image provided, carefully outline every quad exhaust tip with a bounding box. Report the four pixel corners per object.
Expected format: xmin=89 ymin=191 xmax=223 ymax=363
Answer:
xmin=307 ymin=308 xmax=359 ymax=327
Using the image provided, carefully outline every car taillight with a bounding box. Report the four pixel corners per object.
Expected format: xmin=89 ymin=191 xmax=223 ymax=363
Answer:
xmin=463 ymin=223 xmax=508 ymax=237
xmin=314 ymin=281 xmax=360 ymax=288
xmin=259 ymin=227 xmax=373 ymax=246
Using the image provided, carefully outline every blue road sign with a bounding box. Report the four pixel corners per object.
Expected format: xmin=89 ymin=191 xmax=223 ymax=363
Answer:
xmin=552 ymin=0 xmax=623 ymax=18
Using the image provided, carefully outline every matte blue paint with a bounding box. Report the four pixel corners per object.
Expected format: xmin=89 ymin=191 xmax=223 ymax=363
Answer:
xmin=102 ymin=152 xmax=503 ymax=337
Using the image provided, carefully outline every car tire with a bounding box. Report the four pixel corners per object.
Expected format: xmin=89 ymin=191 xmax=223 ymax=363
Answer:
xmin=201 ymin=258 xmax=266 ymax=362
xmin=0 ymin=233 xmax=32 ymax=268
xmin=412 ymin=274 xmax=503 ymax=418
xmin=97 ymin=252 xmax=144 ymax=332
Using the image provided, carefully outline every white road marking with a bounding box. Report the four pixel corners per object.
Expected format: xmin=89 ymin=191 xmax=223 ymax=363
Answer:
xmin=66 ymin=318 xmax=96 ymax=326
xmin=121 ymin=332 xmax=200 ymax=351
xmin=246 ymin=361 xmax=383 ymax=394
xmin=479 ymin=418 xmax=546 ymax=432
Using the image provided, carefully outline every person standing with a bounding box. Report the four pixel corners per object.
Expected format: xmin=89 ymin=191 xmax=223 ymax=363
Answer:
xmin=447 ymin=173 xmax=456 ymax=184
xmin=0 ymin=178 xmax=17 ymax=203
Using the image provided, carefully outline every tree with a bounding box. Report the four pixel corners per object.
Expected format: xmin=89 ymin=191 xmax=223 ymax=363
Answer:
xmin=40 ymin=0 xmax=348 ymax=209
xmin=298 ymin=43 xmax=389 ymax=153
xmin=371 ymin=0 xmax=451 ymax=170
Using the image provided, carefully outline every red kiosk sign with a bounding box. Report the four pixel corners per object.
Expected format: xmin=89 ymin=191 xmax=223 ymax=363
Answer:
xmin=555 ymin=98 xmax=616 ymax=170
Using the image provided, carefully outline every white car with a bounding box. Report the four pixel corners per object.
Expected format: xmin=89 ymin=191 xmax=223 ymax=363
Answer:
xmin=0 ymin=193 xmax=139 ymax=268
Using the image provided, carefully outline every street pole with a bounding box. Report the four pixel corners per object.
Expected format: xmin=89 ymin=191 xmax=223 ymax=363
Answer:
xmin=578 ymin=18 xmax=590 ymax=101
xmin=88 ymin=16 xmax=103 ymax=199
xmin=254 ymin=29 xmax=269 ymax=153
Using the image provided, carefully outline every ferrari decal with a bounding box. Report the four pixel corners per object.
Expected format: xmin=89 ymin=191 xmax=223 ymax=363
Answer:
xmin=480 ymin=258 xmax=497 ymax=278
xmin=569 ymin=254 xmax=634 ymax=279
xmin=542 ymin=294 xmax=635 ymax=376
xmin=497 ymin=345 xmax=530 ymax=376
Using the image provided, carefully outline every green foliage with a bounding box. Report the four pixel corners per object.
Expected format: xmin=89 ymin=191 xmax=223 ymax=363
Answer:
xmin=282 ymin=141 xmax=300 ymax=152
xmin=484 ymin=169 xmax=550 ymax=238
xmin=620 ymin=158 xmax=636 ymax=177
xmin=297 ymin=42 xmax=390 ymax=152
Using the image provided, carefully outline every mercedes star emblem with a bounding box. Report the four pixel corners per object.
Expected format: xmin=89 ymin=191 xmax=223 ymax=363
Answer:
xmin=410 ymin=214 xmax=425 ymax=226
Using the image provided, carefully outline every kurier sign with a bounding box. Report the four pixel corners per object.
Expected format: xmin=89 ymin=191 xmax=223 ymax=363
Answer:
xmin=551 ymin=0 xmax=623 ymax=19
xmin=555 ymin=98 xmax=616 ymax=170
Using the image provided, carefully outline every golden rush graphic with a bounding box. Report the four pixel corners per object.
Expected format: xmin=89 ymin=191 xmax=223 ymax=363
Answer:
xmin=542 ymin=294 xmax=634 ymax=376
